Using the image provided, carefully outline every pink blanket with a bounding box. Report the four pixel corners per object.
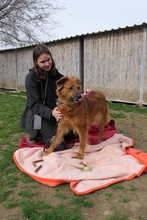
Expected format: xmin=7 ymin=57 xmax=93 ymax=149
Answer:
xmin=13 ymin=133 xmax=147 ymax=195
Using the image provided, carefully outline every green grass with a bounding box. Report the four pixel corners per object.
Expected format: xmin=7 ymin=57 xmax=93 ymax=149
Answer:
xmin=107 ymin=101 xmax=147 ymax=114
xmin=0 ymin=90 xmax=147 ymax=220
xmin=70 ymin=196 xmax=93 ymax=208
xmin=106 ymin=211 xmax=129 ymax=220
xmin=107 ymin=101 xmax=147 ymax=119
xmin=111 ymin=183 xmax=125 ymax=190
xmin=129 ymin=184 xmax=138 ymax=191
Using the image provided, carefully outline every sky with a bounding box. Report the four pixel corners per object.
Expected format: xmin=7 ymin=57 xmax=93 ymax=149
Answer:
xmin=48 ymin=0 xmax=147 ymax=41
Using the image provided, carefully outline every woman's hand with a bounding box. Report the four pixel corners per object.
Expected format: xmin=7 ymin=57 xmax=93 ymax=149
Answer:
xmin=83 ymin=89 xmax=92 ymax=95
xmin=52 ymin=107 xmax=63 ymax=121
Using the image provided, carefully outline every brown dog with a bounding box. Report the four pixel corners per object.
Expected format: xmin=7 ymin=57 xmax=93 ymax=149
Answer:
xmin=42 ymin=76 xmax=109 ymax=159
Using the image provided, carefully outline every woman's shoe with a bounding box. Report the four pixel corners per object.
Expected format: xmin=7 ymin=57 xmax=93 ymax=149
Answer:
xmin=26 ymin=134 xmax=36 ymax=144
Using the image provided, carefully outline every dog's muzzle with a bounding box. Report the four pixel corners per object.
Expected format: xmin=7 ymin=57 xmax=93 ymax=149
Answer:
xmin=70 ymin=94 xmax=82 ymax=103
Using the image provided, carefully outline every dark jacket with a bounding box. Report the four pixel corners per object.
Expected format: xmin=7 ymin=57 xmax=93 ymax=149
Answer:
xmin=20 ymin=68 xmax=63 ymax=138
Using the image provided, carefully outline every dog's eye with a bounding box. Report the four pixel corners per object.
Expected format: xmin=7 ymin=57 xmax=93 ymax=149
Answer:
xmin=77 ymin=86 xmax=81 ymax=90
xmin=68 ymin=87 xmax=73 ymax=90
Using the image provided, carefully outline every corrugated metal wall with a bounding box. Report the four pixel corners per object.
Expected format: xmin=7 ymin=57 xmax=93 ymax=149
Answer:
xmin=84 ymin=28 xmax=145 ymax=103
xmin=46 ymin=39 xmax=79 ymax=77
xmin=0 ymin=25 xmax=147 ymax=105
xmin=0 ymin=50 xmax=16 ymax=89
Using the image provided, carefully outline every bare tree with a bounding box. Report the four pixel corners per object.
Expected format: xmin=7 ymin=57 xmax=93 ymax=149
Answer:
xmin=0 ymin=0 xmax=63 ymax=48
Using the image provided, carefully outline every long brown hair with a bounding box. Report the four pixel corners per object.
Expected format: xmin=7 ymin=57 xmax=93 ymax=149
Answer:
xmin=33 ymin=44 xmax=56 ymax=78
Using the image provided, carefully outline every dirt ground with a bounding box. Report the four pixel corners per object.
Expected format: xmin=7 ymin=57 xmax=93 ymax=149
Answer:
xmin=1 ymin=110 xmax=147 ymax=220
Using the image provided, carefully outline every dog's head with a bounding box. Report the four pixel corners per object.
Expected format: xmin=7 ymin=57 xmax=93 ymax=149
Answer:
xmin=56 ymin=76 xmax=82 ymax=104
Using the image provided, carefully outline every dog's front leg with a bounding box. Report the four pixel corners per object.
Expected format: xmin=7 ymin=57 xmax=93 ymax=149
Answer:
xmin=72 ymin=128 xmax=88 ymax=159
xmin=41 ymin=125 xmax=66 ymax=156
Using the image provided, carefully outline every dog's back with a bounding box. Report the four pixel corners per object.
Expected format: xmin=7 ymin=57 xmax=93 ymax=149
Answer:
xmin=82 ymin=90 xmax=109 ymax=126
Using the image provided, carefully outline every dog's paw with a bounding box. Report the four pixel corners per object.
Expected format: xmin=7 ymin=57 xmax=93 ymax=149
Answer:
xmin=41 ymin=151 xmax=49 ymax=156
xmin=71 ymin=153 xmax=84 ymax=159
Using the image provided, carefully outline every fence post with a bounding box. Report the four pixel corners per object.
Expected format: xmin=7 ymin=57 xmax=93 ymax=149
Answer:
xmin=15 ymin=49 xmax=19 ymax=91
xmin=139 ymin=27 xmax=147 ymax=105
xmin=78 ymin=36 xmax=84 ymax=89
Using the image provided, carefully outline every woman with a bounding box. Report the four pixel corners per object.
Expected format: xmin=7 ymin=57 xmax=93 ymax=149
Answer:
xmin=20 ymin=44 xmax=76 ymax=151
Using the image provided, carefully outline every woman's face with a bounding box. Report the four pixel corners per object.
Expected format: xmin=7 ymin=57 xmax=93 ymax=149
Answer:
xmin=35 ymin=53 xmax=52 ymax=71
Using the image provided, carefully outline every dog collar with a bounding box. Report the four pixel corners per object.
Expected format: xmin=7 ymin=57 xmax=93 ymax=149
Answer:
xmin=56 ymin=99 xmax=75 ymax=106
xmin=56 ymin=99 xmax=63 ymax=105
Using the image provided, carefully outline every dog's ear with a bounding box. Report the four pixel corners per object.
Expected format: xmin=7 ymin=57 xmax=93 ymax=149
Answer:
xmin=56 ymin=76 xmax=69 ymax=86
xmin=56 ymin=76 xmax=69 ymax=90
